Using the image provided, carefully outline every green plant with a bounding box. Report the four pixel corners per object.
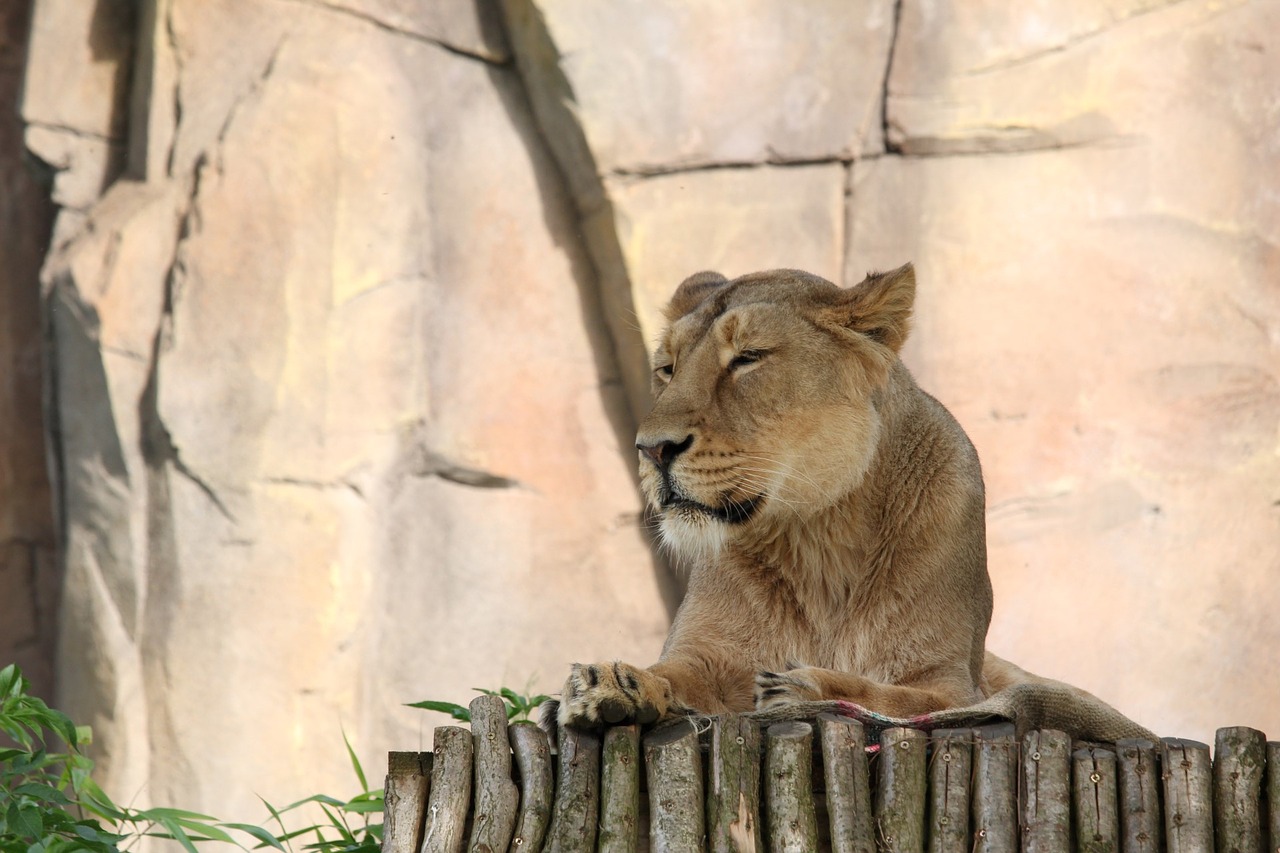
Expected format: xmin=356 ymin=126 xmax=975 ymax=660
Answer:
xmin=406 ymin=686 xmax=550 ymax=724
xmin=0 ymin=663 xmax=382 ymax=852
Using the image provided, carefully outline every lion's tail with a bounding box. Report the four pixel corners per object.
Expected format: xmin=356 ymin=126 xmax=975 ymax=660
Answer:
xmin=978 ymin=651 xmax=1157 ymax=742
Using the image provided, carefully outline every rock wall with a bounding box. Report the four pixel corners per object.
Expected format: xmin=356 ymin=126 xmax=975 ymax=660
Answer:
xmin=0 ymin=0 xmax=58 ymax=699
xmin=2 ymin=0 xmax=1277 ymax=824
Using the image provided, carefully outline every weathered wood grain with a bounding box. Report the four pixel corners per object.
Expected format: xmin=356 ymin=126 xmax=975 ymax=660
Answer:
xmin=543 ymin=726 xmax=601 ymax=853
xmin=818 ymin=714 xmax=873 ymax=853
xmin=709 ymin=713 xmax=763 ymax=853
xmin=469 ymin=695 xmax=519 ymax=853
xmin=644 ymin=720 xmax=704 ymax=852
xmin=875 ymin=727 xmax=926 ymax=853
xmin=383 ymin=751 xmax=431 ymax=853
xmin=508 ymin=722 xmax=552 ymax=853
xmin=599 ymin=724 xmax=642 ymax=853
xmin=972 ymin=723 xmax=1018 ymax=853
xmin=765 ymin=721 xmax=818 ymax=853
xmin=1212 ymin=727 xmax=1266 ymax=853
xmin=422 ymin=726 xmax=473 ymax=853
xmin=1022 ymin=730 xmax=1071 ymax=853
xmin=927 ymin=729 xmax=972 ymax=853
xmin=1115 ymin=738 xmax=1162 ymax=853
xmin=1161 ymin=738 xmax=1214 ymax=853
xmin=1073 ymin=747 xmax=1118 ymax=853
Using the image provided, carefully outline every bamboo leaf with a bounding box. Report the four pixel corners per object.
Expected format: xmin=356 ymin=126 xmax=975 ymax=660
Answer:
xmin=223 ymin=821 xmax=289 ymax=851
xmin=403 ymin=701 xmax=470 ymax=722
xmin=340 ymin=729 xmax=367 ymax=793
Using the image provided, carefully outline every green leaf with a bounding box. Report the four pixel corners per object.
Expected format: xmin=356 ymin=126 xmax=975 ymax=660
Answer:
xmin=223 ymin=821 xmax=288 ymax=851
xmin=259 ymin=796 xmax=289 ymax=835
xmin=498 ymin=687 xmax=521 ymax=706
xmin=77 ymin=779 xmax=127 ymax=822
xmin=340 ymin=801 xmax=383 ymax=815
xmin=135 ymin=806 xmax=221 ymax=822
xmin=151 ymin=815 xmax=201 ymax=853
xmin=8 ymin=803 xmax=43 ymax=839
xmin=317 ymin=806 xmax=354 ymax=843
xmin=0 ymin=663 xmax=20 ymax=698
xmin=11 ymin=782 xmax=70 ymax=805
xmin=340 ymin=729 xmax=367 ymax=793
xmin=403 ymin=701 xmax=470 ymax=722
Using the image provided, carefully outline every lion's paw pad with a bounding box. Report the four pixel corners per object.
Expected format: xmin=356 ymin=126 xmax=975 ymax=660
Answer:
xmin=556 ymin=662 xmax=670 ymax=729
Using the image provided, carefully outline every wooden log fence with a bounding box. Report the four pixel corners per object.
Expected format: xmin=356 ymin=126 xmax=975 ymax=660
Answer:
xmin=382 ymin=705 xmax=1279 ymax=853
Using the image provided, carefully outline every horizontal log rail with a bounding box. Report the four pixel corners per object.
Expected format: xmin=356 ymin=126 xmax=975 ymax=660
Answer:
xmin=382 ymin=695 xmax=1279 ymax=853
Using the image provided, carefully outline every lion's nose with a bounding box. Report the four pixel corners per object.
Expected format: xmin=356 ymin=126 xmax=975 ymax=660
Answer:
xmin=636 ymin=435 xmax=693 ymax=469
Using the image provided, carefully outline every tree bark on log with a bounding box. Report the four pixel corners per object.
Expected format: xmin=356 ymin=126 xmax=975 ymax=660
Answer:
xmin=1115 ymin=739 xmax=1162 ymax=853
xmin=423 ymin=726 xmax=474 ymax=853
xmin=709 ymin=713 xmax=763 ymax=853
xmin=875 ymin=727 xmax=926 ymax=853
xmin=818 ymin=714 xmax=873 ymax=853
xmin=1022 ymin=730 xmax=1070 ymax=853
xmin=599 ymin=724 xmax=642 ymax=853
xmin=383 ymin=751 xmax=431 ymax=853
xmin=765 ymin=721 xmax=818 ymax=853
xmin=544 ymin=727 xmax=602 ymax=853
xmin=1072 ymin=747 xmax=1118 ymax=853
xmin=927 ymin=729 xmax=972 ymax=853
xmin=1212 ymin=727 xmax=1266 ymax=853
xmin=972 ymin=724 xmax=1018 ymax=853
xmin=644 ymin=720 xmax=704 ymax=852
xmin=1161 ymin=738 xmax=1214 ymax=853
xmin=508 ymin=722 xmax=552 ymax=853
xmin=469 ymin=695 xmax=519 ymax=853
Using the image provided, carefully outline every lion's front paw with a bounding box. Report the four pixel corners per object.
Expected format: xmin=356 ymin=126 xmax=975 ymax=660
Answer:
xmin=754 ymin=667 xmax=822 ymax=711
xmin=556 ymin=662 xmax=671 ymax=729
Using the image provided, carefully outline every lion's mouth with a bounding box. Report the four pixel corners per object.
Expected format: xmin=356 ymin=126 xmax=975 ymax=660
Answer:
xmin=661 ymin=493 xmax=765 ymax=525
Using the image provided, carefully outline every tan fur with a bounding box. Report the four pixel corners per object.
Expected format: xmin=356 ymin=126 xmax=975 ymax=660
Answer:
xmin=555 ymin=264 xmax=1043 ymax=729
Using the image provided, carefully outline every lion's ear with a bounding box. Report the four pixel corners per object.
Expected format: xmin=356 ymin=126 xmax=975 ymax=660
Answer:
xmin=664 ymin=271 xmax=729 ymax=321
xmin=831 ymin=263 xmax=916 ymax=352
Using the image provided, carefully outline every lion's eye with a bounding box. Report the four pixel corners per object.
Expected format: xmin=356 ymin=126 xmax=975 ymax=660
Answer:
xmin=655 ymin=363 xmax=674 ymax=382
xmin=729 ymin=350 xmax=767 ymax=371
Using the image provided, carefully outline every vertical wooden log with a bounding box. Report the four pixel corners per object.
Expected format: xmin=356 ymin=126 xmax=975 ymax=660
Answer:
xmin=1115 ymin=739 xmax=1163 ymax=853
xmin=508 ymin=722 xmax=552 ymax=853
xmin=765 ymin=721 xmax=819 ymax=853
xmin=876 ymin=727 xmax=927 ymax=853
xmin=709 ymin=713 xmax=763 ymax=853
xmin=1073 ymin=747 xmax=1119 ymax=853
xmin=1265 ymin=742 xmax=1279 ymax=853
xmin=1023 ymin=730 xmax=1071 ymax=853
xmin=422 ymin=726 xmax=474 ymax=853
xmin=599 ymin=725 xmax=642 ymax=853
xmin=972 ymin=723 xmax=1018 ymax=853
xmin=543 ymin=727 xmax=602 ymax=853
xmin=383 ymin=752 xmax=431 ymax=853
xmin=818 ymin=714 xmax=874 ymax=853
xmin=927 ymin=729 xmax=972 ymax=853
xmin=469 ymin=696 xmax=519 ymax=853
xmin=1213 ymin=727 xmax=1266 ymax=853
xmin=1161 ymin=739 xmax=1214 ymax=853
xmin=644 ymin=720 xmax=704 ymax=852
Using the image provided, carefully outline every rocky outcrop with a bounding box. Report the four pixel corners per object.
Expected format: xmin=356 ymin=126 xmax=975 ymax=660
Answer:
xmin=1 ymin=0 xmax=1276 ymax=826
xmin=0 ymin=0 xmax=58 ymax=699
xmin=15 ymin=0 xmax=673 ymax=823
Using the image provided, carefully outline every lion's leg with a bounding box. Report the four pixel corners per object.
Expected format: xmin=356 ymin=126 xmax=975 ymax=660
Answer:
xmin=754 ymin=666 xmax=976 ymax=718
xmin=551 ymin=655 xmax=755 ymax=729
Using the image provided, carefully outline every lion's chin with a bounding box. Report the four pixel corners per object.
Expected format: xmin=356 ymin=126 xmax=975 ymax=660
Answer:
xmin=656 ymin=512 xmax=729 ymax=564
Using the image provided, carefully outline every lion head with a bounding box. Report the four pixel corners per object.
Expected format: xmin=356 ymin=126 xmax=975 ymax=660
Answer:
xmin=636 ymin=264 xmax=917 ymax=561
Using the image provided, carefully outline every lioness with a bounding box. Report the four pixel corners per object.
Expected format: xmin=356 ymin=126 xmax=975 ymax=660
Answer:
xmin=550 ymin=264 xmax=1043 ymax=730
